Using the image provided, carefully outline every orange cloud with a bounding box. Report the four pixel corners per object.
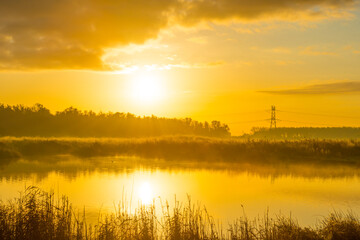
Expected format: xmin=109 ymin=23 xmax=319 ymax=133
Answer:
xmin=0 ymin=0 xmax=178 ymax=70
xmin=0 ymin=0 xmax=355 ymax=70
xmin=300 ymin=46 xmax=337 ymax=56
xmin=259 ymin=81 xmax=360 ymax=95
xmin=178 ymin=0 xmax=354 ymax=24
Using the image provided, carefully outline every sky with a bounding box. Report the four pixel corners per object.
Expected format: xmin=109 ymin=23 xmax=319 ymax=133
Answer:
xmin=1 ymin=0 xmax=360 ymax=134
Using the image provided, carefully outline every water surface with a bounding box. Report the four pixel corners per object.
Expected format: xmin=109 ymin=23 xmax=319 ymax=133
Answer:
xmin=1 ymin=156 xmax=360 ymax=226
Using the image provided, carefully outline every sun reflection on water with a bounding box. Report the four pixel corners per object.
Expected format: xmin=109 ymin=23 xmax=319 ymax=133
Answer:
xmin=138 ymin=181 xmax=153 ymax=205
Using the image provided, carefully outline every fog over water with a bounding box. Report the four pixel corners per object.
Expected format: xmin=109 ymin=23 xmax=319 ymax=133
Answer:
xmin=1 ymin=155 xmax=360 ymax=226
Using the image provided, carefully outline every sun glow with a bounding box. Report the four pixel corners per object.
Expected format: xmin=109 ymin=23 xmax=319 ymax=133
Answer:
xmin=128 ymin=71 xmax=166 ymax=105
xmin=138 ymin=181 xmax=153 ymax=205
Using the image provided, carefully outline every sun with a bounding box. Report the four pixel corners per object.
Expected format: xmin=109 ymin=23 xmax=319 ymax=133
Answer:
xmin=129 ymin=71 xmax=166 ymax=105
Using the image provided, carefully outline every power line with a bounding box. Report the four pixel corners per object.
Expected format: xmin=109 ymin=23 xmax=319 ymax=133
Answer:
xmin=192 ymin=110 xmax=268 ymax=118
xmin=192 ymin=108 xmax=360 ymax=121
xmin=277 ymin=109 xmax=360 ymax=120
xmin=227 ymin=106 xmax=357 ymax=128
xmin=278 ymin=119 xmax=343 ymax=127
xmin=189 ymin=106 xmax=359 ymax=128
xmin=228 ymin=119 xmax=267 ymax=124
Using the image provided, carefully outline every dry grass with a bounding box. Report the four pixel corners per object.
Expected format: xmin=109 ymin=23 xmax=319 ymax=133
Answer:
xmin=1 ymin=187 xmax=360 ymax=240
xmin=0 ymin=137 xmax=359 ymax=165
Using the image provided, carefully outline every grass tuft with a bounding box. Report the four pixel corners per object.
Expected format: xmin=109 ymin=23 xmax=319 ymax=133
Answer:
xmin=0 ymin=187 xmax=360 ymax=239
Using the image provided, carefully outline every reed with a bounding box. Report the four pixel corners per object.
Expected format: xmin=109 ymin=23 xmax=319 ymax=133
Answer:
xmin=0 ymin=137 xmax=359 ymax=165
xmin=1 ymin=187 xmax=360 ymax=240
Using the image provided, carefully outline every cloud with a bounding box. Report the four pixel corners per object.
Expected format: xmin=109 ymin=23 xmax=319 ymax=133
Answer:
xmin=178 ymin=0 xmax=355 ymax=25
xmin=259 ymin=81 xmax=360 ymax=95
xmin=300 ymin=46 xmax=337 ymax=56
xmin=0 ymin=0 xmax=355 ymax=70
xmin=187 ymin=37 xmax=208 ymax=44
xmin=271 ymin=47 xmax=292 ymax=54
xmin=342 ymin=45 xmax=360 ymax=55
xmin=274 ymin=60 xmax=303 ymax=65
xmin=168 ymin=61 xmax=225 ymax=69
xmin=107 ymin=61 xmax=226 ymax=74
xmin=0 ymin=0 xmax=178 ymax=70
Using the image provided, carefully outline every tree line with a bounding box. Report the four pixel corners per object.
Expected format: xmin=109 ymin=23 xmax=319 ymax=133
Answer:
xmin=246 ymin=127 xmax=360 ymax=139
xmin=0 ymin=103 xmax=231 ymax=137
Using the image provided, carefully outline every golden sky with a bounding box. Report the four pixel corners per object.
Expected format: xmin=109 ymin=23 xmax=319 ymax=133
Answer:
xmin=1 ymin=0 xmax=360 ymax=134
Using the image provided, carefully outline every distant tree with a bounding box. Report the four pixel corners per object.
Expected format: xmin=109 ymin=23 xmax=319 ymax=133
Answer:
xmin=0 ymin=103 xmax=231 ymax=138
xmin=249 ymin=127 xmax=360 ymax=139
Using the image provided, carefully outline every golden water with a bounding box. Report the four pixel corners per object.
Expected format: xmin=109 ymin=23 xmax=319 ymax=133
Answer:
xmin=1 ymin=156 xmax=360 ymax=226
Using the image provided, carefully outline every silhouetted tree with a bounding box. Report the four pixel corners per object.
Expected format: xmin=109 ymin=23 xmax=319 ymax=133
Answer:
xmin=0 ymin=103 xmax=231 ymax=138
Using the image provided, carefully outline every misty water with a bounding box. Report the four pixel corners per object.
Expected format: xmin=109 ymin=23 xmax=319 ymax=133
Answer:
xmin=1 ymin=155 xmax=360 ymax=227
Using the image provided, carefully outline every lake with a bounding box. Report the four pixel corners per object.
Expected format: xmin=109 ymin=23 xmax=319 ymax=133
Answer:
xmin=1 ymin=155 xmax=360 ymax=227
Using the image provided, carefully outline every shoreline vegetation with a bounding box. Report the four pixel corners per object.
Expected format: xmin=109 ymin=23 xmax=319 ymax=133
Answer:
xmin=1 ymin=187 xmax=360 ymax=240
xmin=246 ymin=127 xmax=360 ymax=140
xmin=1 ymin=103 xmax=360 ymax=140
xmin=0 ymin=137 xmax=360 ymax=164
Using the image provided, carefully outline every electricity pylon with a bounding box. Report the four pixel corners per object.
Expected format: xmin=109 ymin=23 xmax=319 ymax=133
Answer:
xmin=270 ymin=105 xmax=277 ymax=129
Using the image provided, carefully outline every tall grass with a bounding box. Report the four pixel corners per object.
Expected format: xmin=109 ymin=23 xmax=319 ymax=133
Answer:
xmin=0 ymin=137 xmax=360 ymax=164
xmin=1 ymin=187 xmax=360 ymax=240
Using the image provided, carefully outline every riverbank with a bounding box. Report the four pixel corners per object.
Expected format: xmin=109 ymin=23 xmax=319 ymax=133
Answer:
xmin=0 ymin=137 xmax=359 ymax=165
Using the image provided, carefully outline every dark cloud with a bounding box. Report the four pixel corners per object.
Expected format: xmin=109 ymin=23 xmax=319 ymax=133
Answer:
xmin=179 ymin=0 xmax=354 ymax=24
xmin=0 ymin=0 xmax=178 ymax=70
xmin=259 ymin=81 xmax=360 ymax=95
xmin=0 ymin=0 xmax=355 ymax=70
